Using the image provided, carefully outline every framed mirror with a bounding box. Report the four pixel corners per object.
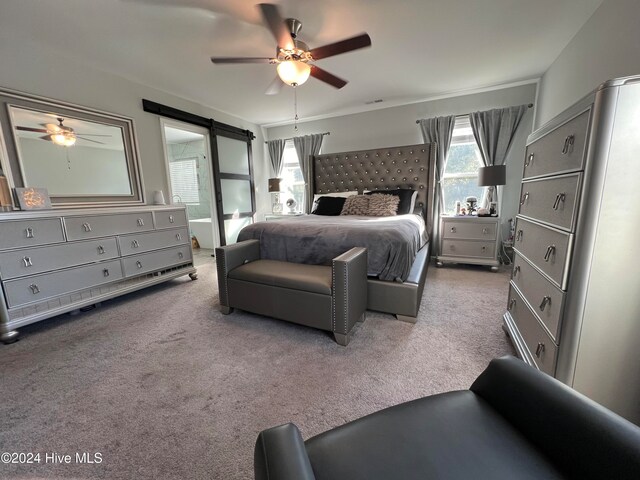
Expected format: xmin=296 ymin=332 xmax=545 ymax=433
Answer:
xmin=0 ymin=88 xmax=144 ymax=207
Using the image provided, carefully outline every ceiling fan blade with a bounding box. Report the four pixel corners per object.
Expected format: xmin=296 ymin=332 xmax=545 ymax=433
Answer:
xmin=211 ymin=57 xmax=274 ymax=64
xmin=40 ymin=135 xmax=53 ymax=141
xmin=74 ymin=133 xmax=112 ymax=137
xmin=265 ymin=76 xmax=284 ymax=95
xmin=76 ymin=136 xmax=105 ymax=145
xmin=310 ymin=65 xmax=348 ymax=89
xmin=16 ymin=126 xmax=49 ymax=133
xmin=309 ymin=33 xmax=372 ymax=60
xmin=258 ymin=3 xmax=294 ymax=50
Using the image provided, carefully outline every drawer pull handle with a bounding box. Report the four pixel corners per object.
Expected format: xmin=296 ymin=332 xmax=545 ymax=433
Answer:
xmin=97 ymin=245 xmax=105 ymax=254
xmin=552 ymin=193 xmax=566 ymax=210
xmin=136 ymin=261 xmax=143 ymax=269
xmin=561 ymin=135 xmax=575 ymax=155
xmin=82 ymin=222 xmax=92 ymax=232
xmin=481 ymin=246 xmax=486 ymax=251
xmin=544 ymin=245 xmax=556 ymax=262
xmin=450 ymin=226 xmax=456 ymax=233
xmin=525 ymin=153 xmax=534 ymax=167
xmin=482 ymin=227 xmax=489 ymax=234
xmin=22 ymin=256 xmax=33 ymax=267
xmin=137 ymin=218 xmax=145 ymax=227
xmin=535 ymin=342 xmax=545 ymax=358
xmin=516 ymin=229 xmax=523 ymax=241
xmin=169 ymin=215 xmax=175 ymax=223
xmin=25 ymin=227 xmax=34 ymax=238
xmin=131 ymin=240 xmax=139 ymax=249
xmin=539 ymin=296 xmax=551 ymax=311
xmin=508 ymin=299 xmax=516 ymax=311
xmin=103 ymin=268 xmax=110 ymax=277
xmin=178 ymin=252 xmax=184 ymax=259
xmin=29 ymin=284 xmax=40 ymax=294
xmin=512 ymin=265 xmax=520 ymax=277
xmin=176 ymin=233 xmax=182 ymax=241
xmin=520 ymin=192 xmax=529 ymax=205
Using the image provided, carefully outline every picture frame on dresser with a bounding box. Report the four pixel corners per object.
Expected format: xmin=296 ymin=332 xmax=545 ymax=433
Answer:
xmin=0 ymin=87 xmax=145 ymax=208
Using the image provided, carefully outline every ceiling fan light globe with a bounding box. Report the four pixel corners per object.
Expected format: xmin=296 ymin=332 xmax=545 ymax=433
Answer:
xmin=51 ymin=133 xmax=76 ymax=147
xmin=277 ymin=60 xmax=310 ymax=86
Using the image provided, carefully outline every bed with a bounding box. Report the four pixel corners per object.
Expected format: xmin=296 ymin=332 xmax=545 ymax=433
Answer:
xmin=238 ymin=143 xmax=436 ymax=322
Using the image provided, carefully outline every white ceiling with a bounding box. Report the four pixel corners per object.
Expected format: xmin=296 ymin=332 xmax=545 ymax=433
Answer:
xmin=0 ymin=0 xmax=603 ymax=126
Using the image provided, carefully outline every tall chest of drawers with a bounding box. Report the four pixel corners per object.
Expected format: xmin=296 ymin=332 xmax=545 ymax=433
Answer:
xmin=503 ymin=76 xmax=640 ymax=424
xmin=0 ymin=205 xmax=197 ymax=342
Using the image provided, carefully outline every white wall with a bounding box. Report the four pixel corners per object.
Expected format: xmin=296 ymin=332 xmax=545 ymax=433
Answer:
xmin=266 ymin=83 xmax=537 ymax=238
xmin=0 ymin=36 xmax=270 ymax=220
xmin=536 ymin=0 xmax=640 ymax=127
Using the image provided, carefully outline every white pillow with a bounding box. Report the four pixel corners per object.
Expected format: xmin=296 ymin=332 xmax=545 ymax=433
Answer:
xmin=409 ymin=190 xmax=419 ymax=214
xmin=312 ymin=191 xmax=358 ymax=207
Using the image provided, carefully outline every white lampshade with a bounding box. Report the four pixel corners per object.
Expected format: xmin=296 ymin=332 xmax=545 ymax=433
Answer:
xmin=277 ymin=60 xmax=311 ymax=86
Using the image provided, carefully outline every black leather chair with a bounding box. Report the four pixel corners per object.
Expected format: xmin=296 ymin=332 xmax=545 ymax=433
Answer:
xmin=255 ymin=356 xmax=640 ymax=480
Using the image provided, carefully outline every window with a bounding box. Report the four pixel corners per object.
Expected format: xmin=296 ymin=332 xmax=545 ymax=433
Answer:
xmin=169 ymin=157 xmax=200 ymax=204
xmin=441 ymin=117 xmax=485 ymax=214
xmin=280 ymin=141 xmax=305 ymax=212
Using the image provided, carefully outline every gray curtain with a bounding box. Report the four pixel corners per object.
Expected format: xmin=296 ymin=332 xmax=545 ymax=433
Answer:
xmin=469 ymin=105 xmax=527 ymax=208
xmin=418 ymin=115 xmax=456 ymax=255
xmin=267 ymin=139 xmax=286 ymax=177
xmin=293 ymin=133 xmax=324 ymax=213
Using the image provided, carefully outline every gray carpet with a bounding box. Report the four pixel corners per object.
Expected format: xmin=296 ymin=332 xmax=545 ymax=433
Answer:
xmin=0 ymin=258 xmax=514 ymax=479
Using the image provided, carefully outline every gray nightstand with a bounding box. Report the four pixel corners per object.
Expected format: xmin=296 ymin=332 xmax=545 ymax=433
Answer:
xmin=264 ymin=213 xmax=305 ymax=221
xmin=436 ymin=215 xmax=500 ymax=271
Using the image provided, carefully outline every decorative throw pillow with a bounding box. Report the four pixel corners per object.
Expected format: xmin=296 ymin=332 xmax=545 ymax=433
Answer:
xmin=367 ymin=193 xmax=400 ymax=217
xmin=312 ymin=196 xmax=347 ymax=216
xmin=365 ymin=189 xmax=416 ymax=214
xmin=340 ymin=195 xmax=370 ymax=216
xmin=312 ymin=191 xmax=358 ymax=210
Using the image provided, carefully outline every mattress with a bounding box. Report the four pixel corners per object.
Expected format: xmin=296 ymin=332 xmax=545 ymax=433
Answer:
xmin=237 ymin=214 xmax=427 ymax=282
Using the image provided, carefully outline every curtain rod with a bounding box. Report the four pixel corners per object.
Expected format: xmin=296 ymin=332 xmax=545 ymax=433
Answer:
xmin=415 ymin=104 xmax=533 ymax=124
xmin=264 ymin=131 xmax=330 ymax=144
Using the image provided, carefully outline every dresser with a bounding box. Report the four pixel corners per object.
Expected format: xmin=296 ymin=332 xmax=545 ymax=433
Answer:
xmin=503 ymin=76 xmax=640 ymax=425
xmin=0 ymin=205 xmax=197 ymax=343
xmin=436 ymin=215 xmax=500 ymax=271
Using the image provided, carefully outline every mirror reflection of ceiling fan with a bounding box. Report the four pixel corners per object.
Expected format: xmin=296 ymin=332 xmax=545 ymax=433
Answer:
xmin=211 ymin=3 xmax=372 ymax=95
xmin=15 ymin=117 xmax=111 ymax=147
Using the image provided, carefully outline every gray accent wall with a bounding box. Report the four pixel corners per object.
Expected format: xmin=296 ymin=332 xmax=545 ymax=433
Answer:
xmin=266 ymin=84 xmax=537 ymax=240
xmin=0 ymin=38 xmax=269 ymax=219
xmin=536 ymin=0 xmax=640 ymax=127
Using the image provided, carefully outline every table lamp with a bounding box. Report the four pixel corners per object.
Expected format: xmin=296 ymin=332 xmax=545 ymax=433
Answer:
xmin=268 ymin=178 xmax=283 ymax=214
xmin=478 ymin=165 xmax=506 ymax=216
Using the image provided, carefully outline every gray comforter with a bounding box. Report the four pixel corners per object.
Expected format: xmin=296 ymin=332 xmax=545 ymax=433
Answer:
xmin=237 ymin=214 xmax=427 ymax=282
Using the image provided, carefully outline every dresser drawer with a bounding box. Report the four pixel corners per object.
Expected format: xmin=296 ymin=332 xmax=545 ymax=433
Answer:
xmin=511 ymin=253 xmax=565 ymax=342
xmin=442 ymin=219 xmax=497 ymax=240
xmin=154 ymin=209 xmax=188 ymax=229
xmin=3 ymin=259 xmax=123 ymax=308
xmin=64 ymin=212 xmax=154 ymax=240
xmin=507 ymin=284 xmax=558 ymax=376
xmin=519 ymin=173 xmax=582 ymax=231
xmin=119 ymin=228 xmax=190 ymax=256
xmin=524 ymin=109 xmax=590 ymax=179
xmin=0 ymin=218 xmax=65 ymax=250
xmin=514 ymin=218 xmax=572 ymax=289
xmin=441 ymin=239 xmax=495 ymax=259
xmin=122 ymin=245 xmax=192 ymax=277
xmin=0 ymin=238 xmax=118 ymax=280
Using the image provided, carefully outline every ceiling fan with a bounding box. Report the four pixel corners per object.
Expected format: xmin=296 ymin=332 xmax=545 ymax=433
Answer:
xmin=15 ymin=117 xmax=111 ymax=147
xmin=211 ymin=3 xmax=372 ymax=95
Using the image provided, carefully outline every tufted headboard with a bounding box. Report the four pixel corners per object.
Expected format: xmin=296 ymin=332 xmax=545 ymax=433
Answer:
xmin=311 ymin=143 xmax=437 ymax=235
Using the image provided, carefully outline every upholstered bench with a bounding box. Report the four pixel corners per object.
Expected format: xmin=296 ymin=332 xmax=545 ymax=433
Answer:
xmin=215 ymin=240 xmax=367 ymax=346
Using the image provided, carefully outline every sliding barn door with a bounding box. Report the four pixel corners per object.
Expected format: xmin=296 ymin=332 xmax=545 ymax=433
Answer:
xmin=211 ymin=129 xmax=255 ymax=245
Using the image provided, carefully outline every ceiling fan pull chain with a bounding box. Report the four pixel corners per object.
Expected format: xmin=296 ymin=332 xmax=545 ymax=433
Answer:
xmin=294 ymin=86 xmax=299 ymax=131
